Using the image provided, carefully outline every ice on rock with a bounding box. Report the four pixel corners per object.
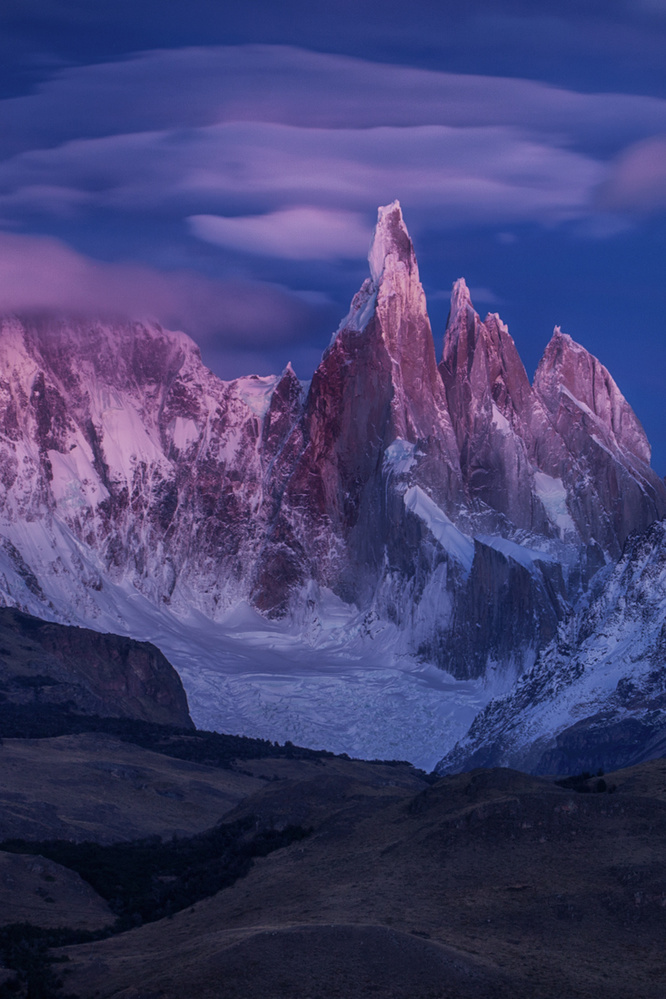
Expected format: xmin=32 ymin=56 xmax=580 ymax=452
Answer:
xmin=368 ymin=200 xmax=411 ymax=284
xmin=170 ymin=416 xmax=200 ymax=452
xmin=475 ymin=534 xmax=555 ymax=572
xmin=383 ymin=439 xmax=417 ymax=476
xmin=331 ymin=279 xmax=378 ymax=341
xmin=233 ymin=374 xmax=281 ymax=418
xmin=47 ymin=446 xmax=109 ymax=511
xmin=533 ymin=472 xmax=576 ymax=538
xmin=490 ymin=404 xmax=512 ymax=436
xmin=404 ymin=486 xmax=474 ymax=573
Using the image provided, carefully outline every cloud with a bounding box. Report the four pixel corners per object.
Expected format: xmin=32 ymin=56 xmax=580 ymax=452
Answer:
xmin=1 ymin=45 xmax=666 ymax=158
xmin=0 ymin=231 xmax=322 ymax=351
xmin=189 ymin=207 xmax=371 ymax=260
xmin=597 ymin=136 xmax=666 ymax=214
xmin=0 ymin=122 xmax=606 ymax=234
xmin=0 ymin=43 xmax=662 ymax=271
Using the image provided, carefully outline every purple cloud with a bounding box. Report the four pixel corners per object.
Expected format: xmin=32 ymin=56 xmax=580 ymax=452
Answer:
xmin=0 ymin=231 xmax=320 ymax=354
xmin=1 ymin=45 xmax=666 ymax=157
xmin=0 ymin=43 xmax=661 ymax=265
xmin=597 ymin=136 xmax=666 ymax=214
xmin=189 ymin=207 xmax=371 ymax=260
xmin=0 ymin=122 xmax=606 ymax=235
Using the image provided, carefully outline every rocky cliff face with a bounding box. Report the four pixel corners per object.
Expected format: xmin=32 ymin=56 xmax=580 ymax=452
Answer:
xmin=436 ymin=518 xmax=666 ymax=775
xmin=0 ymin=201 xmax=663 ymax=761
xmin=439 ymin=278 xmax=542 ymax=532
xmin=0 ymin=606 xmax=193 ymax=727
xmin=0 ymin=312 xmax=292 ymax=618
xmin=253 ymin=202 xmax=463 ymax=615
xmin=532 ymin=329 xmax=664 ymax=556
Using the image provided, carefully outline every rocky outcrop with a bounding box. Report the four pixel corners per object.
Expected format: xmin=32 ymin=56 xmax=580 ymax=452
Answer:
xmin=439 ymin=284 xmax=665 ymax=558
xmin=439 ymin=278 xmax=544 ymax=532
xmin=0 ymin=607 xmax=193 ymax=727
xmin=532 ymin=329 xmax=665 ymax=555
xmin=253 ymin=201 xmax=463 ymax=613
xmin=430 ymin=538 xmax=568 ymax=680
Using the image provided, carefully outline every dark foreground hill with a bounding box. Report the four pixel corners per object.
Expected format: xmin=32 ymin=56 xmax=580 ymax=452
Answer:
xmin=0 ymin=606 xmax=192 ymax=729
xmin=1 ymin=701 xmax=666 ymax=999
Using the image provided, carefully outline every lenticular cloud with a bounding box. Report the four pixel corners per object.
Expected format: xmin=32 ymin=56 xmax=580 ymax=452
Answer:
xmin=189 ymin=207 xmax=370 ymax=261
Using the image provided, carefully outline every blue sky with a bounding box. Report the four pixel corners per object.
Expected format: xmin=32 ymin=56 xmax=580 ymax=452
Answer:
xmin=1 ymin=1 xmax=665 ymax=468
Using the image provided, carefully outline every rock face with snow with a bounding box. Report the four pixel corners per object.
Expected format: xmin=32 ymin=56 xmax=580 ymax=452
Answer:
xmin=253 ymin=202 xmax=463 ymax=616
xmin=0 ymin=312 xmax=298 ymax=618
xmin=532 ymin=329 xmax=663 ymax=556
xmin=436 ymin=519 xmax=666 ymax=775
xmin=440 ymin=281 xmax=664 ymax=556
xmin=0 ymin=200 xmax=663 ymax=767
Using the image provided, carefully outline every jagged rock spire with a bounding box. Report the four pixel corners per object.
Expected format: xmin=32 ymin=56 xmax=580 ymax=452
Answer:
xmin=254 ymin=203 xmax=464 ymax=611
xmin=534 ymin=327 xmax=651 ymax=464
xmin=531 ymin=326 xmax=665 ymax=552
xmin=444 ymin=277 xmax=477 ymax=354
xmin=331 ymin=202 xmax=459 ymax=448
xmin=439 ymin=279 xmax=537 ymax=527
xmin=368 ymin=200 xmax=416 ymax=284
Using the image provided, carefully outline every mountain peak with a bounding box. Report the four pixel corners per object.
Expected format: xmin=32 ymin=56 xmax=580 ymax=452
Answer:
xmin=368 ymin=200 xmax=415 ymax=284
xmin=534 ymin=326 xmax=653 ymax=467
xmin=444 ymin=278 xmax=479 ymax=348
xmin=451 ymin=276 xmax=473 ymax=308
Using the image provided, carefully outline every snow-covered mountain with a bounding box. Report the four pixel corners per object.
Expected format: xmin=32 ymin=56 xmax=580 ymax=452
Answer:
xmin=437 ymin=518 xmax=666 ymax=775
xmin=0 ymin=200 xmax=664 ymax=770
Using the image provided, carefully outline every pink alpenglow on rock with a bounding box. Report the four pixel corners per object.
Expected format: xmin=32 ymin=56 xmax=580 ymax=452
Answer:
xmin=0 ymin=202 xmax=663 ymax=763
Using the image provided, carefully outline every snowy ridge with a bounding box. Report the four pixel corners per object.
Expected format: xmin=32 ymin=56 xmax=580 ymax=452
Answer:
xmin=404 ymin=485 xmax=474 ymax=573
xmin=437 ymin=519 xmax=666 ymax=775
xmin=0 ymin=203 xmax=663 ymax=771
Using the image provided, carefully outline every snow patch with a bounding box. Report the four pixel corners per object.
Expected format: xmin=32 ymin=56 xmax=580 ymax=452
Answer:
xmin=560 ymin=386 xmax=595 ymax=419
xmin=404 ymin=486 xmax=474 ymax=572
xmin=491 ymin=404 xmax=511 ymax=436
xmin=590 ymin=434 xmax=616 ymax=459
xmin=48 ymin=442 xmax=109 ymax=511
xmin=170 ymin=417 xmax=200 ymax=452
xmin=233 ymin=375 xmax=280 ymax=419
xmin=533 ymin=472 xmax=576 ymax=538
xmin=475 ymin=534 xmax=554 ymax=571
xmin=100 ymin=401 xmax=171 ymax=485
xmin=332 ymin=279 xmax=378 ymax=343
xmin=383 ymin=439 xmax=417 ymax=476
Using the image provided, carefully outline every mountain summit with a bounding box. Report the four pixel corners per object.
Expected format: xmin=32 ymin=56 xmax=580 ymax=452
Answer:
xmin=0 ymin=203 xmax=663 ymax=770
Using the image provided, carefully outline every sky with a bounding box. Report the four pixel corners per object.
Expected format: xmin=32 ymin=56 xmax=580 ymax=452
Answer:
xmin=0 ymin=1 xmax=665 ymax=468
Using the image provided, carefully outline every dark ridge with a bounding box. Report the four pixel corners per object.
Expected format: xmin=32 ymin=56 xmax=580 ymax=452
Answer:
xmin=0 ymin=820 xmax=310 ymax=999
xmin=0 ymin=819 xmax=310 ymax=930
xmin=0 ymin=700 xmax=420 ymax=772
xmin=0 ymin=703 xmax=338 ymax=767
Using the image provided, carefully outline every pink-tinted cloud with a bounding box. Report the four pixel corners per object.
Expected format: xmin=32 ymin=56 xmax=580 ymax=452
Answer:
xmin=1 ymin=45 xmax=666 ymax=156
xmin=0 ymin=231 xmax=319 ymax=350
xmin=0 ymin=44 xmax=662 ymax=254
xmin=189 ymin=207 xmax=370 ymax=260
xmin=597 ymin=136 xmax=666 ymax=214
xmin=0 ymin=122 xmax=606 ymax=232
